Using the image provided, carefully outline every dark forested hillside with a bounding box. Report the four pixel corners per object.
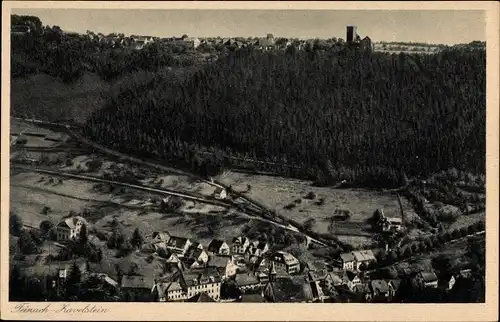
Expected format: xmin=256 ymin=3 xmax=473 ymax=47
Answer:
xmin=83 ymin=47 xmax=486 ymax=186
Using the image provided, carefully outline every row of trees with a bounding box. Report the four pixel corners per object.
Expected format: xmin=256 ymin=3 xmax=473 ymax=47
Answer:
xmin=106 ymin=222 xmax=144 ymax=258
xmin=373 ymin=221 xmax=484 ymax=267
xmin=397 ymin=235 xmax=485 ymax=303
xmin=83 ymin=45 xmax=485 ymax=187
xmin=10 ymin=262 xmax=120 ymax=301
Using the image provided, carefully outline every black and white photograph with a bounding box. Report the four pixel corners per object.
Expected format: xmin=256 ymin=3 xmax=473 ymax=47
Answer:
xmin=2 ymin=1 xmax=499 ymax=320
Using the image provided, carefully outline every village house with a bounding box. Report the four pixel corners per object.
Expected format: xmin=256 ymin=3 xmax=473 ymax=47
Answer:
xmin=181 ymin=257 xmax=204 ymax=270
xmin=183 ymin=37 xmax=201 ymax=49
xmin=339 ymin=252 xmax=356 ymax=271
xmin=352 ymin=250 xmax=377 ymax=270
xmin=56 ymin=216 xmax=88 ymax=242
xmin=207 ymin=239 xmax=230 ymax=255
xmin=256 ymin=271 xmax=269 ymax=284
xmin=382 ymin=217 xmax=403 ymax=232
xmin=152 ymin=231 xmax=171 ymax=242
xmin=166 ymin=236 xmax=192 ymax=257
xmin=130 ymin=35 xmax=154 ymax=50
xmin=388 ymin=279 xmax=402 ymax=298
xmin=213 ymin=187 xmax=227 ymax=200
xmin=353 ymin=283 xmax=373 ymax=302
xmin=153 ymin=267 xmax=222 ymax=302
xmin=253 ymin=257 xmax=268 ymax=270
xmin=158 ymin=249 xmax=181 ymax=264
xmin=235 ymin=272 xmax=262 ymax=292
xmin=370 ymin=279 xmax=391 ymax=300
xmin=308 ymin=279 xmax=327 ymax=302
xmin=93 ymin=273 xmax=119 ymax=289
xmin=20 ymin=217 xmax=42 ymax=233
xmin=244 ymin=241 xmax=269 ymax=264
xmin=305 ymin=260 xmax=329 ymax=286
xmin=153 ymin=275 xmax=186 ymax=302
xmin=190 ymin=241 xmax=204 ymax=250
xmin=360 ymin=36 xmax=374 ymax=52
xmin=250 ymin=241 xmax=270 ymax=255
xmin=207 ymin=255 xmax=238 ymax=279
xmin=223 ymin=38 xmax=236 ymax=46
xmin=149 ymin=231 xmax=171 ymax=249
xmin=232 ymin=236 xmax=251 ymax=254
xmin=447 ymin=269 xmax=473 ymax=291
xmin=120 ymin=275 xmax=155 ymax=301
xmin=186 ymin=292 xmax=216 ymax=302
xmin=307 ymin=269 xmax=329 ymax=286
xmin=338 ymin=250 xmax=377 ymax=271
xmin=345 ymin=271 xmax=363 ymax=291
xmin=261 ymin=263 xmax=313 ymax=303
xmin=325 ymin=271 xmax=345 ymax=290
xmin=303 ymin=260 xmax=329 ymax=276
xmin=254 ymin=38 xmax=276 ymax=51
xmin=185 ymin=247 xmax=209 ymax=265
xmin=267 ymin=251 xmax=301 ymax=275
xmin=184 ymin=267 xmax=222 ymax=301
xmin=52 ymin=260 xmax=89 ymax=285
xmin=244 ymin=246 xmax=260 ymax=264
xmin=413 ymin=271 xmax=439 ymax=289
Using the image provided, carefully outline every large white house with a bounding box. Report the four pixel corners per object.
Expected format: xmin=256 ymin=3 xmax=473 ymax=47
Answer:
xmin=153 ymin=267 xmax=222 ymax=302
xmin=267 ymin=251 xmax=300 ymax=274
xmin=56 ymin=216 xmax=88 ymax=242
xmin=339 ymin=250 xmax=377 ymax=271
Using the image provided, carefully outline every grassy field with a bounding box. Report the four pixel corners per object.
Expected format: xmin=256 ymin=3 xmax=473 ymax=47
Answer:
xmin=10 ymin=175 xmax=94 ymax=228
xmin=11 ymin=72 xmax=109 ymax=124
xmin=91 ymin=207 xmax=249 ymax=247
xmin=57 ymin=153 xmax=219 ymax=199
xmin=10 ymin=169 xmax=249 ymax=245
xmin=217 ymin=171 xmax=414 ymax=242
xmin=10 ymin=119 xmax=70 ymax=147
xmin=448 ymin=212 xmax=485 ymax=231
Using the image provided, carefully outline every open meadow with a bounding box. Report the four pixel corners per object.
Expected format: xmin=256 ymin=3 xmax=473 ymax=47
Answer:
xmin=216 ymin=171 xmax=418 ymax=247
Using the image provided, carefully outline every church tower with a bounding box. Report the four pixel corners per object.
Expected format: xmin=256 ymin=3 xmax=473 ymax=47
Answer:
xmin=262 ymin=262 xmax=277 ymax=302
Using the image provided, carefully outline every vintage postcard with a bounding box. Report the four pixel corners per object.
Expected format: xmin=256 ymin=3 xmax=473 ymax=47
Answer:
xmin=1 ymin=1 xmax=499 ymax=321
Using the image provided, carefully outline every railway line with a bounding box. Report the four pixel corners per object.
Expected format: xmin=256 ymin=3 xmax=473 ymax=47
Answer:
xmin=11 ymin=117 xmax=330 ymax=246
xmin=11 ymin=165 xmax=229 ymax=207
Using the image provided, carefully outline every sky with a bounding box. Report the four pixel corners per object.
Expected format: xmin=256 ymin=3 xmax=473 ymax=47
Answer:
xmin=12 ymin=9 xmax=485 ymax=45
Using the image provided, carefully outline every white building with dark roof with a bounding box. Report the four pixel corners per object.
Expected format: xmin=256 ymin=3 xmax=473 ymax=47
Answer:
xmin=232 ymin=236 xmax=250 ymax=254
xmin=56 ymin=216 xmax=88 ymax=242
xmin=207 ymin=239 xmax=230 ymax=255
xmin=166 ymin=236 xmax=192 ymax=257
xmin=339 ymin=252 xmax=356 ymax=271
xmin=235 ymin=272 xmax=262 ymax=291
xmin=413 ymin=270 xmax=439 ymax=289
xmin=207 ymin=255 xmax=237 ymax=279
xmin=152 ymin=267 xmax=222 ymax=302
xmin=338 ymin=249 xmax=377 ymax=271
xmin=267 ymin=251 xmax=300 ymax=275
xmin=213 ymin=187 xmax=227 ymax=200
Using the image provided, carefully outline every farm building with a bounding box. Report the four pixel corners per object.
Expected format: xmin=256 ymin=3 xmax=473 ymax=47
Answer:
xmin=213 ymin=187 xmax=227 ymax=200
